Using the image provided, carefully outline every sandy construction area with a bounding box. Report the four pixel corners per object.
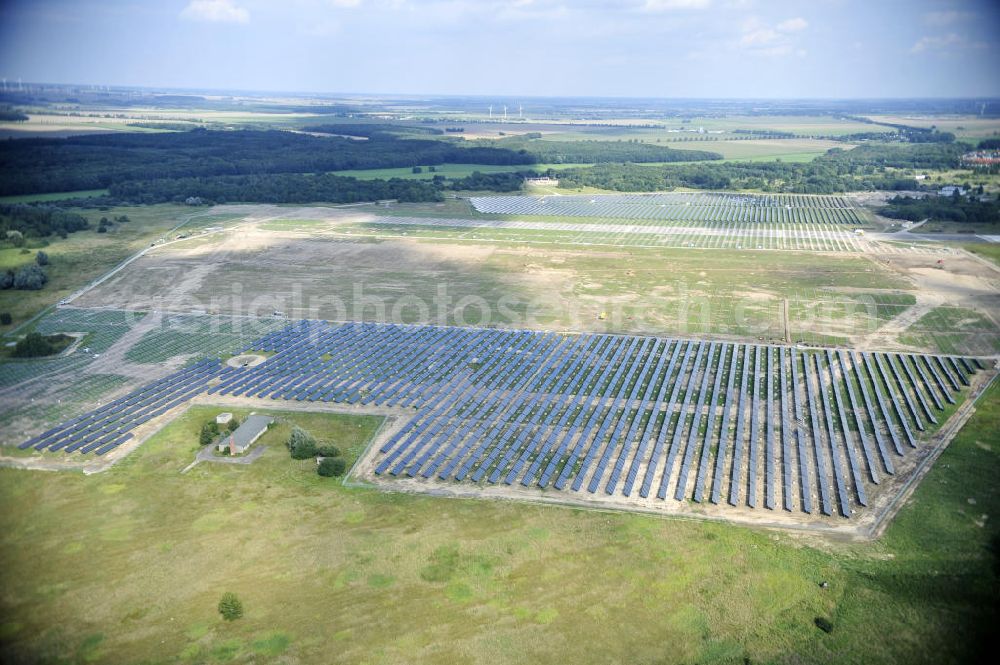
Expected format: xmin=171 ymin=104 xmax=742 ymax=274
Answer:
xmin=70 ymin=205 xmax=1000 ymax=354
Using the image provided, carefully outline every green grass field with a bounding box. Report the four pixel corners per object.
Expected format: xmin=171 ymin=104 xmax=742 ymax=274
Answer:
xmin=1 ymin=382 xmax=997 ymax=664
xmin=964 ymin=243 xmax=1000 ymax=266
xmin=0 ymin=189 xmax=109 ymax=204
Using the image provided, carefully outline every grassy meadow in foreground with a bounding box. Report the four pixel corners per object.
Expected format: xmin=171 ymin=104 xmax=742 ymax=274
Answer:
xmin=1 ymin=385 xmax=998 ymax=664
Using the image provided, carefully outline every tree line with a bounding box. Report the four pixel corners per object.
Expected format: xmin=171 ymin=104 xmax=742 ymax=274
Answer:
xmin=881 ymin=195 xmax=999 ymax=227
xmin=551 ymin=143 xmax=968 ymax=194
xmin=0 ymin=204 xmax=90 ymax=239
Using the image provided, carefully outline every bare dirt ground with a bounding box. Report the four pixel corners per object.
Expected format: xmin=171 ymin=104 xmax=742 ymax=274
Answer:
xmin=853 ymin=250 xmax=1000 ymax=351
xmin=69 ymin=207 xmax=1000 ymax=355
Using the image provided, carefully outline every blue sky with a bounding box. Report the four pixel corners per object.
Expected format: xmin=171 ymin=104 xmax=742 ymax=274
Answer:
xmin=0 ymin=0 xmax=998 ymax=98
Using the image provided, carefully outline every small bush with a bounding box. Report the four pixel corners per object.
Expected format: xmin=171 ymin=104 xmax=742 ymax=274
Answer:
xmin=318 ymin=457 xmax=347 ymax=477
xmin=316 ymin=445 xmax=340 ymax=458
xmin=226 ymin=418 xmax=240 ymax=432
xmin=35 ymin=251 xmax=49 ymax=266
xmin=0 ymin=312 xmax=11 ymax=325
xmin=814 ymin=617 xmax=833 ymax=633
xmin=218 ymin=592 xmax=244 ymax=621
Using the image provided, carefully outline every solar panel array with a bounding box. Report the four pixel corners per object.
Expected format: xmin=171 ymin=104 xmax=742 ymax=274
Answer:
xmin=353 ymin=215 xmax=870 ymax=252
xmin=17 ymin=359 xmax=220 ymax=456
xmin=469 ymin=193 xmax=864 ymax=225
xmin=18 ymin=321 xmax=984 ymax=518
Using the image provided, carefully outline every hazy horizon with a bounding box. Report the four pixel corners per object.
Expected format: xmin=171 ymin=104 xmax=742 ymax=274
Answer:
xmin=1 ymin=0 xmax=999 ymax=99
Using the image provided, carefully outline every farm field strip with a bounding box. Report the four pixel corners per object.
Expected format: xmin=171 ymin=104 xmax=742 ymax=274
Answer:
xmin=16 ymin=319 xmax=986 ymax=521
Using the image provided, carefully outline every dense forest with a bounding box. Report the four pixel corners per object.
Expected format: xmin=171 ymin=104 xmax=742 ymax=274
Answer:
xmin=817 ymin=142 xmax=967 ymax=170
xmin=0 ymin=129 xmax=533 ymax=196
xmin=881 ymin=194 xmax=1000 ymax=226
xmin=107 ymin=173 xmax=445 ymax=205
xmin=0 ymin=127 xmax=722 ymax=197
xmin=477 ymin=135 xmax=723 ymax=164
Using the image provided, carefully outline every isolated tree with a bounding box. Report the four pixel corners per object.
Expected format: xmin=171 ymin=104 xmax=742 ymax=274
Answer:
xmin=218 ymin=592 xmax=244 ymax=621
xmin=317 ymin=457 xmax=347 ymax=477
xmin=5 ymin=230 xmax=23 ymax=247
xmin=411 ymin=166 xmax=423 ymax=174
xmin=35 ymin=251 xmax=49 ymax=266
xmin=0 ymin=312 xmax=11 ymax=325
xmin=199 ymin=422 xmax=216 ymax=446
xmin=288 ymin=426 xmax=317 ymax=459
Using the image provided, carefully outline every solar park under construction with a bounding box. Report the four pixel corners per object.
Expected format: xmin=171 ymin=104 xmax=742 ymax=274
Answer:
xmin=18 ymin=318 xmax=992 ymax=530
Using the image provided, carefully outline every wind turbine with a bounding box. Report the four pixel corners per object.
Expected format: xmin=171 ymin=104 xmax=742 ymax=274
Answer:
xmin=519 ymin=104 xmax=523 ymax=119
xmin=489 ymin=105 xmax=493 ymax=119
xmin=503 ymin=105 xmax=507 ymax=121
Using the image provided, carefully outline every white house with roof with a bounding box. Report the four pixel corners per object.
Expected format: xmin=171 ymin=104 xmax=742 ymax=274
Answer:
xmin=217 ymin=414 xmax=273 ymax=455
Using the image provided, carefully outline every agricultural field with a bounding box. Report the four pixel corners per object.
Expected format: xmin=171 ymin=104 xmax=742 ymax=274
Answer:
xmin=863 ymin=115 xmax=1000 ymax=141
xmin=0 ymin=107 xmax=325 ymax=138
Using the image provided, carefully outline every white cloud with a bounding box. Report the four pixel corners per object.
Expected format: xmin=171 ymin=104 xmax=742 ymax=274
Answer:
xmin=776 ymin=17 xmax=807 ymax=32
xmin=911 ymin=33 xmax=988 ymax=54
xmin=923 ymin=10 xmax=973 ymax=27
xmin=641 ymin=0 xmax=711 ymax=11
xmin=329 ymin=0 xmax=363 ymax=7
xmin=180 ymin=0 xmax=250 ymax=24
xmin=738 ymin=16 xmax=807 ymax=56
xmin=740 ymin=27 xmax=777 ymax=47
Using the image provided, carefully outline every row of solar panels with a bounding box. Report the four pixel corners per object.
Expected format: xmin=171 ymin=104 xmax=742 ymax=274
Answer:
xmin=472 ymin=192 xmax=857 ymax=210
xmin=469 ymin=195 xmax=863 ymax=224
